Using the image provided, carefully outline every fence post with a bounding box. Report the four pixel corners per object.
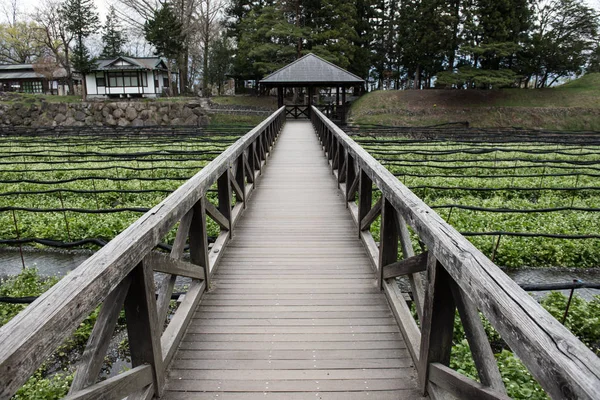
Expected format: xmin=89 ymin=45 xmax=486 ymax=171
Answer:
xmin=378 ymin=198 xmax=399 ymax=289
xmin=189 ymin=198 xmax=211 ymax=290
xmin=123 ymin=261 xmax=164 ymax=397
xmin=418 ymin=253 xmax=456 ymax=394
xmin=357 ymin=169 xmax=373 ymax=237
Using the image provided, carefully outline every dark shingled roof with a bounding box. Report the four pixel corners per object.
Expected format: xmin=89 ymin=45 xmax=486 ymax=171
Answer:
xmin=260 ymin=53 xmax=364 ymax=85
xmin=93 ymin=56 xmax=168 ymax=71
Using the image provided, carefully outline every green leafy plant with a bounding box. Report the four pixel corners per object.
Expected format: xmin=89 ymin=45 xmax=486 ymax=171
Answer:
xmin=541 ymin=292 xmax=600 ymax=354
xmin=0 ymin=268 xmax=59 ymax=326
xmin=12 ymin=371 xmax=73 ymax=400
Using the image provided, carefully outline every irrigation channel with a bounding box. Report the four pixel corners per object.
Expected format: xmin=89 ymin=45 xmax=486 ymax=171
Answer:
xmin=1 ymin=124 xmax=599 ymax=300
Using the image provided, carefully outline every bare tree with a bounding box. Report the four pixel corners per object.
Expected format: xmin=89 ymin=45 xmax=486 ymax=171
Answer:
xmin=197 ymin=0 xmax=225 ymax=96
xmin=115 ymin=0 xmax=226 ymax=95
xmin=33 ymin=55 xmax=62 ymax=94
xmin=113 ymin=0 xmax=160 ymax=33
xmin=175 ymin=0 xmax=199 ymax=94
xmin=0 ymin=0 xmax=19 ymax=25
xmin=32 ymin=0 xmax=75 ymax=93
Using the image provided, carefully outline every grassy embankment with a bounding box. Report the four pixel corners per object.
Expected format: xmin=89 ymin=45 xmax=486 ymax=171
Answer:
xmin=209 ymin=95 xmax=277 ymax=126
xmin=350 ymin=74 xmax=600 ymax=130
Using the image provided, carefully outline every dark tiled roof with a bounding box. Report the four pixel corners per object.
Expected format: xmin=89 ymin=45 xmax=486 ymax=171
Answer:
xmin=0 ymin=64 xmax=35 ymax=70
xmin=260 ymin=53 xmax=364 ymax=85
xmin=94 ymin=56 xmax=167 ymax=71
xmin=0 ymin=64 xmax=69 ymax=80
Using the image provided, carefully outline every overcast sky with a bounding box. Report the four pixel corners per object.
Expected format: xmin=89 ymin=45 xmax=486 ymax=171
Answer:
xmin=7 ymin=0 xmax=600 ymax=24
xmin=4 ymin=0 xmax=600 ymax=57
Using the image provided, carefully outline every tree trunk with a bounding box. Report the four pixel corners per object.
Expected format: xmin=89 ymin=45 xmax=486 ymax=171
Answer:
xmin=201 ymin=0 xmax=211 ymax=97
xmin=167 ymin=62 xmax=174 ymax=96
xmin=202 ymin=35 xmax=209 ymax=96
xmin=295 ymin=0 xmax=302 ymax=58
xmin=179 ymin=49 xmax=189 ymax=95
xmin=82 ymin=75 xmax=87 ymax=101
xmin=415 ymin=65 xmax=421 ymax=90
xmin=64 ymin=48 xmax=74 ymax=95
xmin=448 ymin=0 xmax=460 ymax=71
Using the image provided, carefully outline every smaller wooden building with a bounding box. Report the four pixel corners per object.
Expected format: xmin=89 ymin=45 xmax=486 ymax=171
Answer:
xmin=0 ymin=64 xmax=72 ymax=94
xmin=85 ymin=56 xmax=176 ymax=99
xmin=259 ymin=53 xmax=365 ymax=124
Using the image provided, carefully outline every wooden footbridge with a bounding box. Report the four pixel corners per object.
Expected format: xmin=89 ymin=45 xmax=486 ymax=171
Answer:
xmin=1 ymin=107 xmax=599 ymax=400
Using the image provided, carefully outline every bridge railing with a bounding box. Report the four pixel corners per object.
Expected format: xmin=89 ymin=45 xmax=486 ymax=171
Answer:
xmin=0 ymin=107 xmax=285 ymax=399
xmin=311 ymin=106 xmax=600 ymax=400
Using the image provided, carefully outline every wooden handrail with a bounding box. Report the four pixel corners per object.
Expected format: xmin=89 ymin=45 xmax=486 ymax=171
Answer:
xmin=311 ymin=106 xmax=600 ymax=399
xmin=0 ymin=107 xmax=285 ymax=399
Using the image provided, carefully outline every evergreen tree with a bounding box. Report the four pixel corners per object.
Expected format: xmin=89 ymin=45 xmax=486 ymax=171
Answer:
xmin=144 ymin=2 xmax=184 ymax=94
xmin=144 ymin=3 xmax=184 ymax=60
xmin=61 ymin=0 xmax=100 ymax=99
xmin=526 ymin=0 xmax=599 ymax=87
xmin=234 ymin=2 xmax=301 ymax=78
xmin=207 ymin=35 xmax=233 ymax=94
xmin=308 ymin=0 xmax=358 ymax=69
xmin=350 ymin=0 xmax=377 ymax=81
xmin=100 ymin=6 xmax=127 ymax=59
xmin=588 ymin=44 xmax=600 ymax=74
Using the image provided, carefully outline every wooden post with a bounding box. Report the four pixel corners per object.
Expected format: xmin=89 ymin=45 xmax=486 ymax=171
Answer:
xmin=336 ymin=86 xmax=340 ymax=118
xmin=357 ymin=169 xmax=373 ymax=236
xmin=450 ymin=281 xmax=507 ymax=393
xmin=155 ymin=209 xmax=194 ymax=327
xmin=70 ymin=277 xmax=132 ymax=393
xmin=124 ymin=262 xmax=164 ymax=397
xmin=217 ymin=169 xmax=232 ymax=234
xmin=341 ymin=86 xmax=347 ymax=125
xmin=307 ymin=86 xmax=313 ymax=118
xmin=346 ymin=153 xmax=356 ymax=204
xmin=250 ymin=142 xmax=258 ymax=175
xmin=378 ymin=197 xmax=399 ymax=289
xmin=236 ymin=154 xmax=246 ymax=209
xmin=418 ymin=253 xmax=456 ymax=394
xmin=277 ymin=86 xmax=284 ymax=108
xmin=189 ymin=198 xmax=210 ymax=289
xmin=395 ymin=213 xmax=426 ymax=320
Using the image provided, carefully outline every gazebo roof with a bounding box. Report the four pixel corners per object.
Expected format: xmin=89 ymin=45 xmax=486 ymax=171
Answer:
xmin=260 ymin=53 xmax=364 ymax=86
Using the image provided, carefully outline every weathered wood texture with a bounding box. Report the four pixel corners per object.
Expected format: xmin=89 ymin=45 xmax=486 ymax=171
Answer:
xmin=311 ymin=106 xmax=600 ymax=399
xmin=162 ymin=121 xmax=424 ymax=399
xmin=0 ymin=108 xmax=285 ymax=399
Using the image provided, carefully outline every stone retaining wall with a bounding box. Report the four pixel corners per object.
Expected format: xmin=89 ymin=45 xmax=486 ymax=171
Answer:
xmin=0 ymin=100 xmax=209 ymax=127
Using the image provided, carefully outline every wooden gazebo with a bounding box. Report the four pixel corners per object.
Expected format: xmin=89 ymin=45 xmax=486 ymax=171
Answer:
xmin=259 ymin=53 xmax=365 ymax=124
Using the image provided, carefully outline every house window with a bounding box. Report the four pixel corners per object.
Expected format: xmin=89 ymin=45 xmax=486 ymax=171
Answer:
xmin=163 ymin=77 xmax=169 ymax=87
xmin=106 ymin=71 xmax=147 ymax=87
xmin=22 ymin=81 xmax=43 ymax=93
xmin=96 ymin=77 xmax=106 ymax=87
xmin=123 ymin=72 xmax=139 ymax=87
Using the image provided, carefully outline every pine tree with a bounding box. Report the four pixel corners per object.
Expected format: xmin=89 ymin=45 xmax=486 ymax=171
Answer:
xmin=61 ymin=0 xmax=100 ymax=99
xmin=100 ymin=6 xmax=126 ymax=59
xmin=144 ymin=3 xmax=184 ymax=94
xmin=144 ymin=3 xmax=184 ymax=60
xmin=235 ymin=2 xmax=300 ymax=78
xmin=207 ymin=35 xmax=233 ymax=95
xmin=308 ymin=0 xmax=358 ymax=69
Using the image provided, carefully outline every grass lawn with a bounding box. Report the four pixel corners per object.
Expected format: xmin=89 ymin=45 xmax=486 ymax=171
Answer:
xmin=211 ymin=95 xmax=278 ymax=109
xmin=208 ymin=113 xmax=266 ymax=126
xmin=350 ymin=73 xmax=600 ymax=130
xmin=0 ymin=93 xmax=82 ymax=104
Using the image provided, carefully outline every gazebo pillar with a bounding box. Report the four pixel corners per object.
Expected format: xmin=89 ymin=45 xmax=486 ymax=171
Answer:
xmin=277 ymin=87 xmax=284 ymax=108
xmin=307 ymin=86 xmax=313 ymax=117
xmin=341 ymin=86 xmax=347 ymax=125
xmin=258 ymin=53 xmax=364 ymax=124
xmin=336 ymin=87 xmax=340 ymax=118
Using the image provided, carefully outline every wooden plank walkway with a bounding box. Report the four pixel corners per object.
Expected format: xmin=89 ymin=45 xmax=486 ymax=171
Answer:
xmin=163 ymin=121 xmax=423 ymax=399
